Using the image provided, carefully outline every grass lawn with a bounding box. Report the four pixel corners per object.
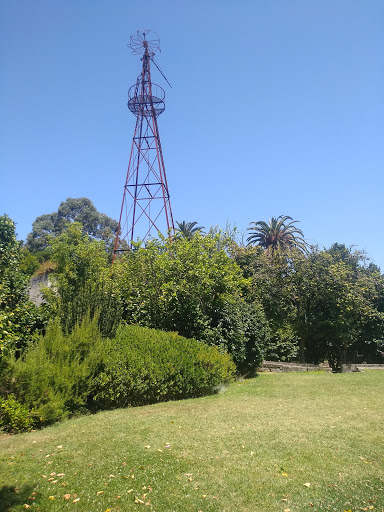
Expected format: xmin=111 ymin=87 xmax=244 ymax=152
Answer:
xmin=1 ymin=371 xmax=383 ymax=512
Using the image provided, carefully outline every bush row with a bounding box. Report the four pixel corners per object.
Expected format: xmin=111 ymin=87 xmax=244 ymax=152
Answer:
xmin=1 ymin=316 xmax=235 ymax=432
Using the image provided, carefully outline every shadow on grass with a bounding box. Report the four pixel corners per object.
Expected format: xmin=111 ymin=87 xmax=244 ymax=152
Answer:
xmin=0 ymin=484 xmax=37 ymax=511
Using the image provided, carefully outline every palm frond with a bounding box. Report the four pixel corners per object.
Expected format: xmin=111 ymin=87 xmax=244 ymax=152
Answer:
xmin=247 ymin=215 xmax=308 ymax=254
xmin=175 ymin=220 xmax=205 ymax=239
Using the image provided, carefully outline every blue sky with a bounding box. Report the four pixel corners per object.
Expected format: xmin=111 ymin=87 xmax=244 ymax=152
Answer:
xmin=1 ymin=1 xmax=383 ymax=269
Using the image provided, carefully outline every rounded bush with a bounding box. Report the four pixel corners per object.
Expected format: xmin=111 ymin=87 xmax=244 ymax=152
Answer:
xmin=91 ymin=324 xmax=236 ymax=409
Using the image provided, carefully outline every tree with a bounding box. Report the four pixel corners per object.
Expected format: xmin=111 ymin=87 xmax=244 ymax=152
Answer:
xmin=112 ymin=233 xmax=270 ymax=374
xmin=49 ymin=222 xmax=109 ymax=292
xmin=45 ymin=222 xmax=120 ymax=335
xmin=232 ymin=244 xmax=301 ymax=361
xmin=232 ymin=241 xmax=384 ymax=368
xmin=174 ymin=221 xmax=205 ymax=239
xmin=292 ymin=246 xmax=384 ymax=370
xmin=246 ymin=215 xmax=307 ymax=254
xmin=26 ymin=197 xmax=118 ymax=253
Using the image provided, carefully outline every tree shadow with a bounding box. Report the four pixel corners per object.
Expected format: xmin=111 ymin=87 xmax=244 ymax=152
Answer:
xmin=0 ymin=484 xmax=37 ymax=512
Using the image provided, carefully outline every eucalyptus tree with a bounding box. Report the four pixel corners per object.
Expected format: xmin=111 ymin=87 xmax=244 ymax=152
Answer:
xmin=246 ymin=215 xmax=308 ymax=254
xmin=26 ymin=197 xmax=118 ymax=253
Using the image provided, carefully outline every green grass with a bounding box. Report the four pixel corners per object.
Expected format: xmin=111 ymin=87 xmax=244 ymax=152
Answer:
xmin=1 ymin=371 xmax=383 ymax=512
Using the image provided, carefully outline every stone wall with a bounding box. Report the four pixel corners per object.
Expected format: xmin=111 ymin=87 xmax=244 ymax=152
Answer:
xmin=27 ymin=271 xmax=53 ymax=306
xmin=260 ymin=361 xmax=332 ymax=372
xmin=260 ymin=361 xmax=384 ymax=373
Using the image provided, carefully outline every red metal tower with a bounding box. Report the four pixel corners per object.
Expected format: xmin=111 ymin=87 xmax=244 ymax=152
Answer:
xmin=113 ymin=30 xmax=174 ymax=258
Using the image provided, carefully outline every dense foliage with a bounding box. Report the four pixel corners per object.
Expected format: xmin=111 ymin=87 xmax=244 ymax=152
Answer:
xmin=40 ymin=222 xmax=121 ymax=336
xmin=233 ymin=243 xmax=384 ymax=370
xmin=5 ymin=316 xmax=235 ymax=431
xmin=292 ymin=245 xmax=384 ymax=369
xmin=0 ymin=395 xmax=33 ymax=434
xmin=1 ymin=206 xmax=384 ymax=431
xmin=112 ymin=234 xmax=269 ymax=374
xmin=0 ymin=215 xmax=46 ymax=356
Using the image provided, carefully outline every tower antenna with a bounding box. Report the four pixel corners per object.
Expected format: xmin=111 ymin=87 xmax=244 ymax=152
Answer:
xmin=113 ymin=30 xmax=174 ymax=260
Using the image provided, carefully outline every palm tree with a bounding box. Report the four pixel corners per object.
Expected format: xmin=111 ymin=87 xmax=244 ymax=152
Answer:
xmin=246 ymin=215 xmax=307 ymax=254
xmin=175 ymin=221 xmax=205 ymax=239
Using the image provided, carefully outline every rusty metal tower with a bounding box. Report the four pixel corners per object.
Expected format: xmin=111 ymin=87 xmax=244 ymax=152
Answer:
xmin=113 ymin=30 xmax=174 ymax=258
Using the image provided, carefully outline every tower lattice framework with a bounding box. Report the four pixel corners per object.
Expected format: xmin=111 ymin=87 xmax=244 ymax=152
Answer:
xmin=113 ymin=30 xmax=174 ymax=258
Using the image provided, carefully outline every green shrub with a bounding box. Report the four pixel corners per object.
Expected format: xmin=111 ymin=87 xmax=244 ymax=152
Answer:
xmin=10 ymin=317 xmax=235 ymax=428
xmin=91 ymin=324 xmax=236 ymax=409
xmin=11 ymin=315 xmax=104 ymax=426
xmin=56 ymin=279 xmax=122 ymax=338
xmin=203 ymin=300 xmax=270 ymax=376
xmin=0 ymin=395 xmax=33 ymax=433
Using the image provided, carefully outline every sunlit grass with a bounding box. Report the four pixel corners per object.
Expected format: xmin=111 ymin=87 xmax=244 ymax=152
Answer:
xmin=1 ymin=371 xmax=383 ymax=511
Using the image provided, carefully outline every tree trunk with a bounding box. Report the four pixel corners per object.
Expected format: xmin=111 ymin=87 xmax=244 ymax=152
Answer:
xmin=299 ymin=336 xmax=306 ymax=363
xmin=340 ymin=343 xmax=348 ymax=373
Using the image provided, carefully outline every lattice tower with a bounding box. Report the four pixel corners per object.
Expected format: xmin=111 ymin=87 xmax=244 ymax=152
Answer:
xmin=113 ymin=30 xmax=174 ymax=259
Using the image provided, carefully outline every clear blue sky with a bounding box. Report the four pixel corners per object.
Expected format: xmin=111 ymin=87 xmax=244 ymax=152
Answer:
xmin=1 ymin=1 xmax=383 ymax=269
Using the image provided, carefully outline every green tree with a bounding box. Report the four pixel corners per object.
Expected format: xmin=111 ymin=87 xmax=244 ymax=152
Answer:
xmin=26 ymin=197 xmax=118 ymax=253
xmin=354 ymin=262 xmax=384 ymax=363
xmin=232 ymin=244 xmax=301 ymax=361
xmin=247 ymin=215 xmax=307 ymax=254
xmin=232 ymin=241 xmax=384 ymax=368
xmin=174 ymin=220 xmax=205 ymax=239
xmin=293 ymin=246 xmax=384 ymax=370
xmin=45 ymin=222 xmax=119 ymax=335
xmin=113 ymin=234 xmax=269 ymax=374
xmin=49 ymin=222 xmax=109 ymax=293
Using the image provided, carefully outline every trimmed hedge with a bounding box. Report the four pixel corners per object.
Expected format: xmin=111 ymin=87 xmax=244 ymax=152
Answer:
xmin=91 ymin=324 xmax=236 ymax=409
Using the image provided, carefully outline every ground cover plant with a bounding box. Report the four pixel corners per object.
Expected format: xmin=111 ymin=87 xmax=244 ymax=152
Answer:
xmin=1 ymin=371 xmax=383 ymax=512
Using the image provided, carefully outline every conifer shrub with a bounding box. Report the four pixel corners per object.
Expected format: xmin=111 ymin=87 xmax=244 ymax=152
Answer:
xmin=91 ymin=324 xmax=236 ymax=409
xmin=11 ymin=315 xmax=104 ymax=427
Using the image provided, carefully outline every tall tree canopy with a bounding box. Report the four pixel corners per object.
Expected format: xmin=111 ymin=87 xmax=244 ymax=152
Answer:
xmin=26 ymin=197 xmax=118 ymax=253
xmin=247 ymin=215 xmax=307 ymax=254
